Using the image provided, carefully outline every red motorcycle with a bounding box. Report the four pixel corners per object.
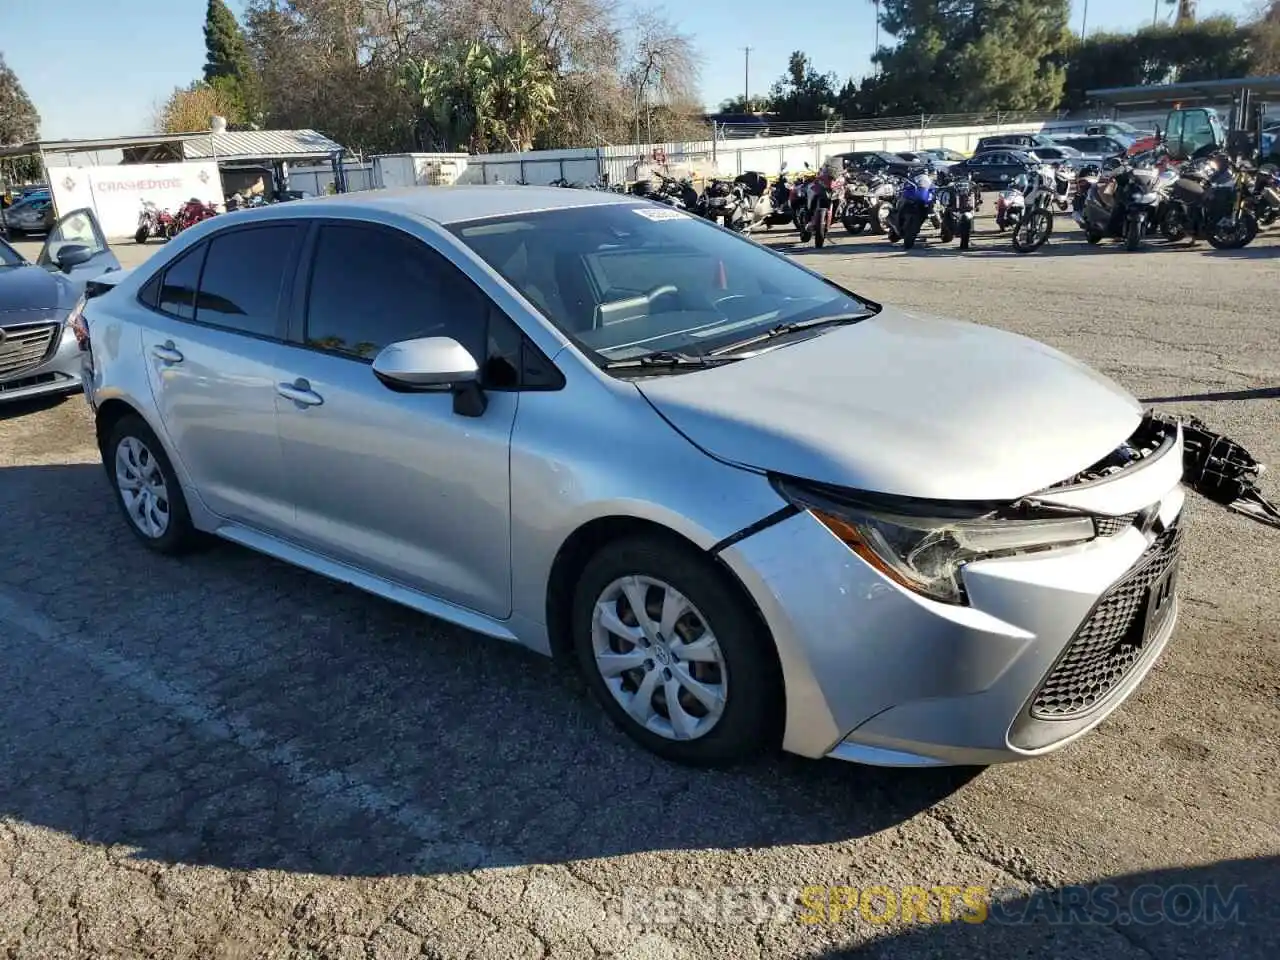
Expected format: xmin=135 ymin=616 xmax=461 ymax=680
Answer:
xmin=173 ymin=197 xmax=219 ymax=235
xmin=798 ymin=164 xmax=845 ymax=248
xmin=134 ymin=200 xmax=176 ymax=244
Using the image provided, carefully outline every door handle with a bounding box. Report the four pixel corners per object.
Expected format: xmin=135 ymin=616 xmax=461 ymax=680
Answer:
xmin=277 ymin=379 xmax=324 ymax=407
xmin=151 ymin=342 xmax=183 ymax=364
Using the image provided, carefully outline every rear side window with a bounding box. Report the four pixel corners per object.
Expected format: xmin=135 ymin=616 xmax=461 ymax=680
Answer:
xmin=194 ymin=225 xmax=300 ymax=338
xmin=156 ymin=244 xmax=206 ymax=320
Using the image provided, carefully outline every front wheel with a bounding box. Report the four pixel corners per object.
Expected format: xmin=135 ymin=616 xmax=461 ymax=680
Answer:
xmin=1159 ymin=207 xmax=1187 ymax=243
xmin=1012 ymin=209 xmax=1053 ymax=253
xmin=814 ymin=208 xmax=829 ymax=248
xmin=869 ymin=202 xmax=887 ymax=234
xmin=134 ymin=227 xmax=149 ymax=245
xmin=842 ymin=217 xmax=866 ymax=235
xmin=571 ymin=536 xmax=782 ymax=766
xmin=901 ymin=211 xmax=922 ymax=249
xmin=1125 ymin=215 xmax=1144 ymax=252
xmin=1207 ymin=213 xmax=1258 ymax=250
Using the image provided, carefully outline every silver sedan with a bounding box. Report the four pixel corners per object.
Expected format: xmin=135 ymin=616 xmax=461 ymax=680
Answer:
xmin=78 ymin=186 xmax=1186 ymax=768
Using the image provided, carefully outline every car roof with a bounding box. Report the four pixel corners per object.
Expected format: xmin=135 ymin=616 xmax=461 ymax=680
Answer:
xmin=200 ymin=185 xmax=643 ymax=227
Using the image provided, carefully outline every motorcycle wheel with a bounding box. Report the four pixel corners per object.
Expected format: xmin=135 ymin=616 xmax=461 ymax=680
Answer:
xmin=901 ymin=212 xmax=921 ymax=250
xmin=869 ymin=203 xmax=887 ymax=235
xmin=939 ymin=221 xmax=953 ymax=244
xmin=1124 ymin=216 xmax=1143 ymax=252
xmin=958 ymin=218 xmax=972 ymax=251
xmin=1085 ymin=228 xmax=1103 ymax=245
xmin=1012 ymin=209 xmax=1053 ymax=253
xmin=134 ymin=227 xmax=149 ymax=245
xmin=842 ymin=217 xmax=865 ymax=235
xmin=1207 ymin=213 xmax=1258 ymax=250
xmin=1159 ymin=208 xmax=1187 ymax=243
xmin=814 ymin=210 xmax=829 ymax=248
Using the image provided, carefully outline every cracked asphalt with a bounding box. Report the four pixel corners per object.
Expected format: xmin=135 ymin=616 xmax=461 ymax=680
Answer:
xmin=2 ymin=220 xmax=1277 ymax=959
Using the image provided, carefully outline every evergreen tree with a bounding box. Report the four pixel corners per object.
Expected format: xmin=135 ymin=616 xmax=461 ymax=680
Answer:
xmin=204 ymin=0 xmax=253 ymax=84
xmin=0 ymin=53 xmax=40 ymax=145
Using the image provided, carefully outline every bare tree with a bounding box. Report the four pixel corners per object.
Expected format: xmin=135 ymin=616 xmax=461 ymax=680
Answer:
xmin=623 ymin=7 xmax=702 ymax=146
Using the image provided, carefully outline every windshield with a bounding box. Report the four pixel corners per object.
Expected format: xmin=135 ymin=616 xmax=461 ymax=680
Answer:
xmin=447 ymin=204 xmax=871 ymax=365
xmin=0 ymin=239 xmax=24 ymax=266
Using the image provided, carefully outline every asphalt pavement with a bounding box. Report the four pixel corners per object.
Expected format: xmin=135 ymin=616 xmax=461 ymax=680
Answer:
xmin=1 ymin=219 xmax=1277 ymax=959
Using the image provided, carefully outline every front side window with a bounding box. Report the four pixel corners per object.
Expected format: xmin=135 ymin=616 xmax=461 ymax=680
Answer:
xmin=303 ymin=223 xmax=488 ymax=361
xmin=37 ymin=209 xmax=107 ymax=269
xmin=193 ymin=225 xmax=300 ymax=337
xmin=448 ymin=203 xmax=869 ymax=366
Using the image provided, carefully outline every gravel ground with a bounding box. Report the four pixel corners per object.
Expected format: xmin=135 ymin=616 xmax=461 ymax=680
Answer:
xmin=1 ymin=219 xmax=1277 ymax=960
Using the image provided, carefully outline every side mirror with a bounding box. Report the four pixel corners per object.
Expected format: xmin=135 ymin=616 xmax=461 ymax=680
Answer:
xmin=371 ymin=336 xmax=487 ymax=417
xmin=54 ymin=244 xmax=93 ymax=271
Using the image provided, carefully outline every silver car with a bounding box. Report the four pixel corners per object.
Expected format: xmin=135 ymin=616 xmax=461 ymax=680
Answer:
xmin=79 ymin=187 xmax=1185 ymax=768
xmin=1 ymin=209 xmax=122 ymax=403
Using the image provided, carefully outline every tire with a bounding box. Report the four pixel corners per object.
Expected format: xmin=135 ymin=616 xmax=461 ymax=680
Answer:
xmin=1159 ymin=207 xmax=1187 ymax=243
xmin=958 ymin=217 xmax=972 ymax=251
xmin=1207 ymin=213 xmax=1258 ymax=250
xmin=1085 ymin=229 xmax=1104 ymax=245
xmin=104 ymin=414 xmax=201 ymax=555
xmin=814 ymin=210 xmax=828 ymax=248
xmin=570 ymin=535 xmax=781 ymax=766
xmin=939 ymin=221 xmax=953 ymax=244
xmin=1124 ymin=216 xmax=1143 ymax=252
xmin=842 ymin=217 xmax=865 ymax=235
xmin=134 ymin=227 xmax=149 ymax=245
xmin=901 ymin=212 xmax=921 ymax=250
xmin=1012 ymin=209 xmax=1053 ymax=253
xmin=869 ymin=202 xmax=887 ymax=234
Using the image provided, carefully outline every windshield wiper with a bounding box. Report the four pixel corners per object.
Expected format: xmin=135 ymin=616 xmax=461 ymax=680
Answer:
xmin=709 ymin=312 xmax=871 ymax=356
xmin=601 ymin=350 xmax=740 ymax=371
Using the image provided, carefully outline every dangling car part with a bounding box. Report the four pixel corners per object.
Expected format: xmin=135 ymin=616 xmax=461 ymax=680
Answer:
xmin=1154 ymin=414 xmax=1280 ymax=530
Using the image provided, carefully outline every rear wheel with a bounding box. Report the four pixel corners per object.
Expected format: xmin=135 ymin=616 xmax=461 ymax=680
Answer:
xmin=869 ymin=202 xmax=887 ymax=234
xmin=134 ymin=227 xmax=148 ymax=245
xmin=958 ymin=217 xmax=973 ymax=251
xmin=571 ymin=536 xmax=781 ymax=766
xmin=1085 ymin=229 xmax=1104 ymax=245
xmin=104 ymin=415 xmax=201 ymax=555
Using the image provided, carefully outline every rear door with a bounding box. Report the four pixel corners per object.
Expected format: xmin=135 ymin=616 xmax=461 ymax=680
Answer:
xmin=137 ymin=222 xmax=302 ymax=532
xmin=36 ymin=208 xmax=121 ymax=292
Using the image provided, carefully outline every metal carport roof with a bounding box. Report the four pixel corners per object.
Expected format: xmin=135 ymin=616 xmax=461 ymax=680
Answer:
xmin=1086 ymin=76 xmax=1280 ymax=111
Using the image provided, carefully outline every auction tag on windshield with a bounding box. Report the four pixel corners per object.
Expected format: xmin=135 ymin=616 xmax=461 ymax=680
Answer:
xmin=632 ymin=206 xmax=689 ymax=221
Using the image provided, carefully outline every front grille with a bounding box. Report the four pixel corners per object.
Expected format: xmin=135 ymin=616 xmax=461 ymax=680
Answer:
xmin=0 ymin=322 xmax=59 ymax=379
xmin=1094 ymin=513 xmax=1137 ymax=537
xmin=1030 ymin=523 xmax=1182 ymax=720
xmin=0 ymin=371 xmax=59 ymax=394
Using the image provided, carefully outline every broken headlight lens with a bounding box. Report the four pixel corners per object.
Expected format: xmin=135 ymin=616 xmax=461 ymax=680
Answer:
xmin=772 ymin=477 xmax=1096 ymax=605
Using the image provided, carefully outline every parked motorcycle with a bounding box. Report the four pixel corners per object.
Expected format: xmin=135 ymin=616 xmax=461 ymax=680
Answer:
xmin=1011 ymin=166 xmax=1058 ymax=253
xmin=172 ymin=197 xmax=220 ymax=235
xmin=134 ymin=199 xmax=176 ymax=244
xmin=934 ymin=170 xmax=977 ymax=250
xmin=995 ymin=175 xmax=1026 ymax=232
xmin=885 ymin=170 xmax=936 ymax=250
xmin=1247 ymin=163 xmax=1280 ymax=228
xmin=723 ymin=172 xmax=772 ymax=233
xmin=698 ymin=177 xmax=736 ymax=223
xmin=1079 ymin=157 xmax=1163 ymax=251
xmin=1157 ymin=152 xmax=1259 ymax=250
xmin=799 ymin=162 xmax=845 ymax=248
xmin=1073 ymin=164 xmax=1100 ymax=215
xmin=1051 ymin=163 xmax=1077 ymax=212
xmin=765 ymin=170 xmax=799 ymax=228
xmin=790 ymin=165 xmax=818 ymax=232
xmin=841 ymin=170 xmax=897 ymax=235
xmin=633 ymin=174 xmax=698 ymax=211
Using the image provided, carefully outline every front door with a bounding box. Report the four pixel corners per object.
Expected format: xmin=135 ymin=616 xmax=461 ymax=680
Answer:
xmin=273 ymin=221 xmax=517 ymax=619
xmin=36 ymin=208 xmax=121 ymax=292
xmin=139 ymin=223 xmax=301 ymax=532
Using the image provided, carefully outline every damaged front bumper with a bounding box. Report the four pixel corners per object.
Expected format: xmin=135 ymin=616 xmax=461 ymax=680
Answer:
xmin=718 ymin=410 xmax=1276 ymax=766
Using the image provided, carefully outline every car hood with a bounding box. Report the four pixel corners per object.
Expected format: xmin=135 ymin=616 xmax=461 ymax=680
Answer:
xmin=0 ymin=264 xmax=72 ymax=313
xmin=635 ymin=308 xmax=1143 ymax=502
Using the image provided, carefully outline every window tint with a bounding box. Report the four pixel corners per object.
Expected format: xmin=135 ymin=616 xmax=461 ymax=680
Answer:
xmin=157 ymin=244 xmax=206 ymax=320
xmin=194 ymin=225 xmax=299 ymax=337
xmin=304 ymin=224 xmax=488 ymax=361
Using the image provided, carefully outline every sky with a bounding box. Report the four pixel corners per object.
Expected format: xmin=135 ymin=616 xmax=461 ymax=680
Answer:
xmin=3 ymin=0 xmax=1264 ymax=142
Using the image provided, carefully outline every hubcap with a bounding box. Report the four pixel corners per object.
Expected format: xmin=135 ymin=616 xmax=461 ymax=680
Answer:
xmin=590 ymin=575 xmax=728 ymax=741
xmin=115 ymin=436 xmax=171 ymax=539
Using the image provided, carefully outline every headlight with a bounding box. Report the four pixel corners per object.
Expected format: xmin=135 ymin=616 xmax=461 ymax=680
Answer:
xmin=772 ymin=477 xmax=1096 ymax=604
xmin=64 ymin=293 xmax=89 ymax=349
xmin=1132 ymin=192 xmax=1159 ymax=204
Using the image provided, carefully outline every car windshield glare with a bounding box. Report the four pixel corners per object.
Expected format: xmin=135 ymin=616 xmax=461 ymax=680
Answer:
xmin=447 ymin=204 xmax=868 ymax=366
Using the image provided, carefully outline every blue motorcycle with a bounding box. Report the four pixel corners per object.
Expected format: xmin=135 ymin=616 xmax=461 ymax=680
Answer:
xmin=885 ymin=171 xmax=937 ymax=250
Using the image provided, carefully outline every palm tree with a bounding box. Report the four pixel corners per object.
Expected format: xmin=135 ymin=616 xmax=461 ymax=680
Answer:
xmin=490 ymin=41 xmax=558 ymax=152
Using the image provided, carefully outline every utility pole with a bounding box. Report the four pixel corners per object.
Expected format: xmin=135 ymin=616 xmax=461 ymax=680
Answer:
xmin=743 ymin=47 xmax=752 ymax=109
xmin=1081 ymin=0 xmax=1089 ymax=41
xmin=1152 ymin=0 xmax=1159 ymax=27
